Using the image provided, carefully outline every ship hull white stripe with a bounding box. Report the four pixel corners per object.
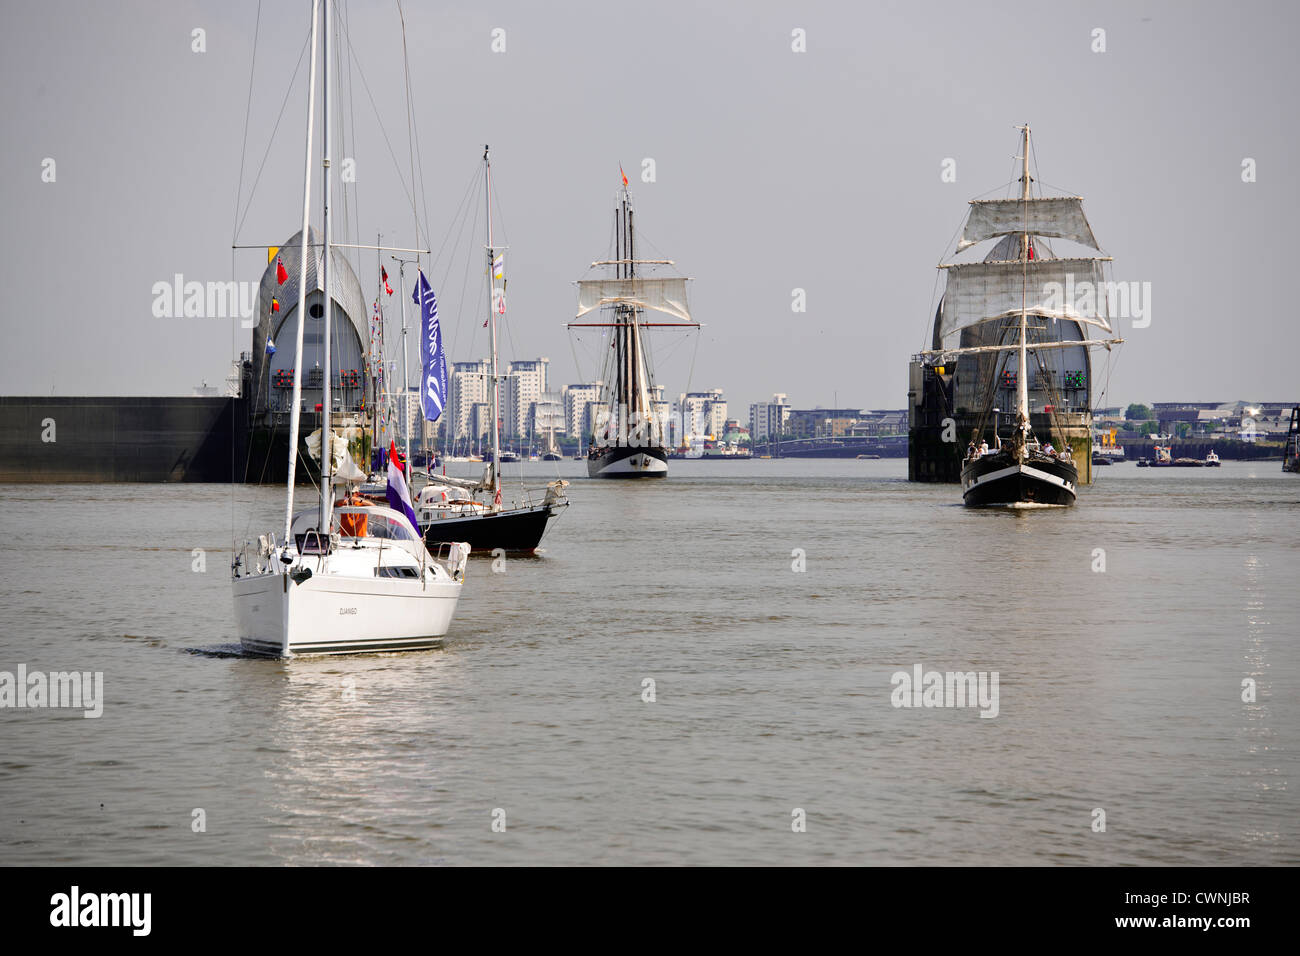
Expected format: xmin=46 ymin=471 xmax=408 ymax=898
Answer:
xmin=964 ymin=463 xmax=1073 ymax=491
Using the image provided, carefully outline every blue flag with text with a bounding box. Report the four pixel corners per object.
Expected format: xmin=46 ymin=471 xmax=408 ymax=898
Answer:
xmin=413 ymin=270 xmax=447 ymax=423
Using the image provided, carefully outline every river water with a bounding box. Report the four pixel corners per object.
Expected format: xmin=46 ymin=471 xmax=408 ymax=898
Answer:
xmin=1 ymin=459 xmax=1296 ymax=865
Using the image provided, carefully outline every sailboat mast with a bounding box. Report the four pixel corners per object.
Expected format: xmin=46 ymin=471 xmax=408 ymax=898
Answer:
xmin=398 ymin=262 xmax=410 ymax=481
xmin=371 ymin=232 xmax=381 ymax=459
xmin=1017 ymin=123 xmax=1031 ymax=455
xmin=319 ymin=0 xmax=333 ymax=532
xmin=283 ymin=0 xmax=320 ymax=543
xmin=485 ymin=145 xmax=501 ymax=504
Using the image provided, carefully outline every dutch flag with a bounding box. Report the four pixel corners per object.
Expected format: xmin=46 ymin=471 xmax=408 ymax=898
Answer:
xmin=385 ymin=441 xmax=420 ymax=529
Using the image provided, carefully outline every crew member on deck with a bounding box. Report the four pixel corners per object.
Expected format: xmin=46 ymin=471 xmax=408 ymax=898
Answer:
xmin=336 ymin=489 xmax=368 ymax=537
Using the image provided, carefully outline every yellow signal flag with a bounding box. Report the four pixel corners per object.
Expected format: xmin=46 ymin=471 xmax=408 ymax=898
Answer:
xmin=267 ymin=246 xmax=279 ymax=264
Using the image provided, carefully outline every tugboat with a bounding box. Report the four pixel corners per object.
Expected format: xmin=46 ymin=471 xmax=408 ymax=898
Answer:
xmin=1136 ymin=445 xmax=1173 ymax=468
xmin=1091 ymin=428 xmax=1124 ymax=465
xmin=920 ymin=125 xmax=1123 ymax=507
xmin=568 ymin=171 xmax=698 ymax=478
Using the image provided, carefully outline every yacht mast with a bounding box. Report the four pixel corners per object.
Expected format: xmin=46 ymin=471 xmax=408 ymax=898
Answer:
xmin=319 ymin=0 xmax=333 ymax=531
xmin=484 ymin=145 xmax=502 ymax=506
xmin=397 ymin=259 xmax=411 ymax=482
xmin=283 ymin=0 xmax=320 ymax=543
xmin=371 ymin=232 xmax=381 ymax=459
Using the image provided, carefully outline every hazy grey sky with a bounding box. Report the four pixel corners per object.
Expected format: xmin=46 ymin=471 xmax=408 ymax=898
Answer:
xmin=2 ymin=0 xmax=1297 ymax=413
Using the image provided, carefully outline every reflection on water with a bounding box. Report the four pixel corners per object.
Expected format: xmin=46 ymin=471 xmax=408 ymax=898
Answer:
xmin=0 ymin=461 xmax=1297 ymax=865
xmin=254 ymin=652 xmax=470 ymax=865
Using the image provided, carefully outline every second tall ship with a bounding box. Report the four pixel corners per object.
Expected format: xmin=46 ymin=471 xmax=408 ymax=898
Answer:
xmin=569 ymin=175 xmax=697 ymax=478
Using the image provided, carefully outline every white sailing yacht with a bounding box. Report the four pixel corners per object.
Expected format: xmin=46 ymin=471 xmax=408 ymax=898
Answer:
xmin=569 ymin=176 xmax=697 ymax=478
xmin=232 ymin=0 xmax=468 ymax=657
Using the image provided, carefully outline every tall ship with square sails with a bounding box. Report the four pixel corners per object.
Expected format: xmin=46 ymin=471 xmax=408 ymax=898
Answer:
xmin=569 ymin=175 xmax=698 ymax=478
xmin=911 ymin=125 xmax=1124 ymax=506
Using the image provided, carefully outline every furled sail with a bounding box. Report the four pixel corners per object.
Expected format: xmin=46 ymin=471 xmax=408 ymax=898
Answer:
xmin=575 ymin=277 xmax=692 ymax=322
xmin=939 ymin=257 xmax=1113 ymax=339
xmin=956 ymin=197 xmax=1100 ymax=252
xmin=306 ymin=427 xmax=366 ymax=485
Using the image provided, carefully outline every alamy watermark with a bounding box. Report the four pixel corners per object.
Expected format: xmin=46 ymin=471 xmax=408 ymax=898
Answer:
xmin=50 ymin=886 xmax=150 ymax=936
xmin=151 ymin=274 xmax=258 ymax=324
xmin=890 ymin=664 xmax=999 ymax=718
xmin=1 ymin=664 xmax=103 ymax=718
xmin=1042 ymin=276 xmax=1151 ymax=329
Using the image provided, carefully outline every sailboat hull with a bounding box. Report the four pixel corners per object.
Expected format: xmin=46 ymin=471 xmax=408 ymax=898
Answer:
xmin=961 ymin=454 xmax=1077 ymax=507
xmin=587 ymin=444 xmax=668 ymax=478
xmin=233 ymin=572 xmax=462 ymax=657
xmin=420 ymin=503 xmax=560 ymax=554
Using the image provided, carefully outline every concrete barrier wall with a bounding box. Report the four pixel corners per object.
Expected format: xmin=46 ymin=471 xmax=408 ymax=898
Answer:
xmin=0 ymin=396 xmax=246 ymax=482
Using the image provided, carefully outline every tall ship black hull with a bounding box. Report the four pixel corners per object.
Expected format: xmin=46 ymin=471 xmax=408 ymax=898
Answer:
xmin=961 ymin=452 xmax=1077 ymax=507
xmin=587 ymin=443 xmax=668 ymax=478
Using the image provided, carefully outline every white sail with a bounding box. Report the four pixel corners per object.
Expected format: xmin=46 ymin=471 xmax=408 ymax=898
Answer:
xmin=575 ymin=277 xmax=692 ymax=322
xmin=940 ymin=257 xmax=1113 ymax=339
xmin=956 ymin=197 xmax=1100 ymax=252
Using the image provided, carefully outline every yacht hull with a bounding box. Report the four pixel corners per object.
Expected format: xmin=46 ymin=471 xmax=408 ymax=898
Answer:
xmin=961 ymin=455 xmax=1077 ymax=507
xmin=587 ymin=444 xmax=668 ymax=478
xmin=233 ymin=572 xmax=462 ymax=657
xmin=420 ymin=503 xmax=559 ymax=554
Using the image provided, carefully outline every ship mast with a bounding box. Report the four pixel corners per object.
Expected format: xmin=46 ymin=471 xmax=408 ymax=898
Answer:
xmin=484 ymin=145 xmax=502 ymax=506
xmin=615 ymin=189 xmax=627 ymax=439
xmin=1016 ymin=123 xmax=1032 ymax=459
xmin=617 ymin=185 xmax=653 ymax=443
xmin=625 ymin=190 xmax=633 ymax=434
